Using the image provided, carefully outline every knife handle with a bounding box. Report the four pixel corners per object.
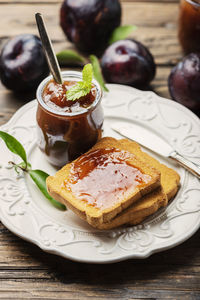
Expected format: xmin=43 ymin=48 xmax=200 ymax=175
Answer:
xmin=170 ymin=151 xmax=200 ymax=179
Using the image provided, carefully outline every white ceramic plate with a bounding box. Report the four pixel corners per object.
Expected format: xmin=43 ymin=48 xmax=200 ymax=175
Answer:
xmin=0 ymin=84 xmax=199 ymax=264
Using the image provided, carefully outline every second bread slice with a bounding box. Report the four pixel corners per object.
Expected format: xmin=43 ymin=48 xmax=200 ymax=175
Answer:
xmin=47 ymin=137 xmax=161 ymax=227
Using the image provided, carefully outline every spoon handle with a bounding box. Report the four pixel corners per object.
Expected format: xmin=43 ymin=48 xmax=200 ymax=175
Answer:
xmin=35 ymin=13 xmax=63 ymax=84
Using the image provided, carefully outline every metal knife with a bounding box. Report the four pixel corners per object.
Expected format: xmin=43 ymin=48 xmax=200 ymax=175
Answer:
xmin=112 ymin=122 xmax=200 ymax=179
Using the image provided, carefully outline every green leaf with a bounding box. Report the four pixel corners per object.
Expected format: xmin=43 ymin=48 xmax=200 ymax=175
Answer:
xmin=82 ymin=63 xmax=93 ymax=84
xmin=109 ymin=25 xmax=137 ymax=44
xmin=89 ymin=55 xmax=109 ymax=92
xmin=56 ymin=50 xmax=85 ymax=66
xmin=0 ymin=130 xmax=65 ymax=211
xmin=29 ymin=169 xmax=66 ymax=211
xmin=0 ymin=131 xmax=27 ymax=166
xmin=67 ymin=81 xmax=91 ymax=101
xmin=66 ymin=63 xmax=93 ymax=101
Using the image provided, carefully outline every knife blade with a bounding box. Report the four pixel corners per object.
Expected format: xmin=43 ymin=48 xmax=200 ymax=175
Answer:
xmin=112 ymin=122 xmax=200 ymax=179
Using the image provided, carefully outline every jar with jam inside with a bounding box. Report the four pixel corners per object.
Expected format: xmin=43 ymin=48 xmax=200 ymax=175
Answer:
xmin=36 ymin=71 xmax=104 ymax=167
xmin=178 ymin=0 xmax=200 ymax=54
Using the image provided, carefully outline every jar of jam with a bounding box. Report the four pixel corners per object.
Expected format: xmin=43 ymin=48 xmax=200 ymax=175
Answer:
xmin=178 ymin=0 xmax=200 ymax=54
xmin=36 ymin=71 xmax=104 ymax=167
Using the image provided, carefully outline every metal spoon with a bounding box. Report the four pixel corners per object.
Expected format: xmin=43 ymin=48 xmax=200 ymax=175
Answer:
xmin=35 ymin=13 xmax=63 ymax=84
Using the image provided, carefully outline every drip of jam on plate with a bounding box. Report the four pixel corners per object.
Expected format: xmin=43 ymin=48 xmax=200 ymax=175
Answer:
xmin=43 ymin=80 xmax=96 ymax=113
xmin=63 ymin=148 xmax=151 ymax=210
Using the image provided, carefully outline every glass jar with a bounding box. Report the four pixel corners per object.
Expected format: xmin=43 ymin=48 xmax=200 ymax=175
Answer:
xmin=178 ymin=0 xmax=200 ymax=54
xmin=36 ymin=71 xmax=104 ymax=167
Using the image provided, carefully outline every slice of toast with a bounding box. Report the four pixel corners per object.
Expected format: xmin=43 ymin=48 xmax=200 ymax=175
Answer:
xmin=98 ymin=187 xmax=167 ymax=229
xmin=47 ymin=137 xmax=161 ymax=227
xmin=98 ymin=139 xmax=180 ymax=229
xmin=119 ymin=139 xmax=180 ymax=201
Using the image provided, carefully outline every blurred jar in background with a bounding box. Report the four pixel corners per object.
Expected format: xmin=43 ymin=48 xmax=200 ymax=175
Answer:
xmin=178 ymin=0 xmax=200 ymax=54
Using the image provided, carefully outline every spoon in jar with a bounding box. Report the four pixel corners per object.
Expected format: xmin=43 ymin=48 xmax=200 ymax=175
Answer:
xmin=35 ymin=13 xmax=63 ymax=84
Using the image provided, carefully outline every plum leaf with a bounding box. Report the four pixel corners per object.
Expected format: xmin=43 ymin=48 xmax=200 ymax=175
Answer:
xmin=90 ymin=55 xmax=109 ymax=92
xmin=29 ymin=169 xmax=66 ymax=211
xmin=0 ymin=130 xmax=66 ymax=211
xmin=0 ymin=130 xmax=27 ymax=166
xmin=109 ymin=25 xmax=137 ymax=44
xmin=56 ymin=50 xmax=85 ymax=66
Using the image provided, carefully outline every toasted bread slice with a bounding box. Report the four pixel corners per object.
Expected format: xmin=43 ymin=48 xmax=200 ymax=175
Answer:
xmin=98 ymin=187 xmax=167 ymax=229
xmin=47 ymin=137 xmax=161 ymax=227
xmin=119 ymin=139 xmax=180 ymax=201
xmin=98 ymin=139 xmax=180 ymax=229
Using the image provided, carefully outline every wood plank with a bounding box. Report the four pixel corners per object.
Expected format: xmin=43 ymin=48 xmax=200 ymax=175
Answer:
xmin=0 ymin=80 xmax=36 ymax=125
xmin=0 ymin=0 xmax=180 ymax=3
xmin=0 ymin=281 xmax=199 ymax=299
xmin=0 ymin=2 xmax=181 ymax=67
xmin=0 ymin=30 xmax=181 ymax=67
xmin=1 ymin=263 xmax=200 ymax=284
xmin=0 ymin=2 xmax=179 ymax=33
xmin=52 ymin=29 xmax=181 ymax=66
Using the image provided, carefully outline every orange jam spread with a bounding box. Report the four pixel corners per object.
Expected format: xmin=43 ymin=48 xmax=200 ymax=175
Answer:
xmin=63 ymin=148 xmax=151 ymax=210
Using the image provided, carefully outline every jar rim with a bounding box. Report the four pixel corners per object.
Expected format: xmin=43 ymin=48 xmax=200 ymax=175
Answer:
xmin=36 ymin=70 xmax=103 ymax=117
xmin=184 ymin=0 xmax=200 ymax=7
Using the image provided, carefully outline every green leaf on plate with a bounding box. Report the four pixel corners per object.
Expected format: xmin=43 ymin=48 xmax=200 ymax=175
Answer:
xmin=56 ymin=50 xmax=85 ymax=66
xmin=0 ymin=130 xmax=27 ymax=166
xmin=0 ymin=130 xmax=66 ymax=211
xmin=29 ymin=169 xmax=66 ymax=211
xmin=109 ymin=25 xmax=137 ymax=44
xmin=89 ymin=55 xmax=109 ymax=92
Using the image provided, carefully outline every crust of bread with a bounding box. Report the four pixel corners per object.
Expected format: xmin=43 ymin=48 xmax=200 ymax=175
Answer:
xmin=98 ymin=187 xmax=167 ymax=229
xmin=97 ymin=137 xmax=181 ymax=229
xmin=119 ymin=139 xmax=180 ymax=200
xmin=47 ymin=137 xmax=161 ymax=227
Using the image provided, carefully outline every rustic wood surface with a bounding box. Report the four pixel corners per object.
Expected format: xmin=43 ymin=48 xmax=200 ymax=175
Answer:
xmin=0 ymin=0 xmax=199 ymax=299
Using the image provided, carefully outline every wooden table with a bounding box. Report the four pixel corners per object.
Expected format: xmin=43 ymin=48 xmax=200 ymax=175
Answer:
xmin=0 ymin=1 xmax=199 ymax=299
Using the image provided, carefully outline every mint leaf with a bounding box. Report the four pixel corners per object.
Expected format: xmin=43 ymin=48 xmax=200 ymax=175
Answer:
xmin=67 ymin=82 xmax=91 ymax=101
xmin=0 ymin=131 xmax=27 ymax=166
xmin=29 ymin=170 xmax=66 ymax=211
xmin=66 ymin=63 xmax=93 ymax=101
xmin=109 ymin=25 xmax=137 ymax=44
xmin=82 ymin=63 xmax=93 ymax=84
xmin=90 ymin=55 xmax=109 ymax=92
xmin=56 ymin=50 xmax=85 ymax=66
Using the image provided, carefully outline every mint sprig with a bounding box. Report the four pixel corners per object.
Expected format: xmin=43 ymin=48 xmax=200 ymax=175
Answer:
xmin=0 ymin=131 xmax=66 ymax=211
xmin=82 ymin=63 xmax=93 ymax=84
xmin=66 ymin=63 xmax=93 ymax=101
xmin=66 ymin=82 xmax=91 ymax=101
